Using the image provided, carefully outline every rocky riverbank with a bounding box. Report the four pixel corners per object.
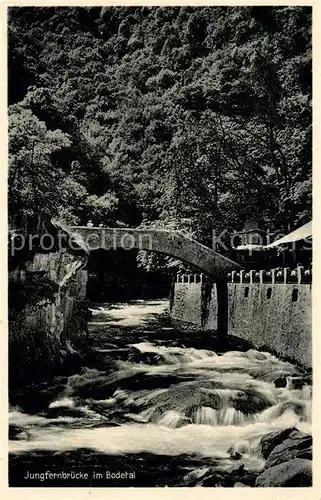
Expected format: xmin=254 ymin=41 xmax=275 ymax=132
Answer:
xmin=255 ymin=427 xmax=312 ymax=487
xmin=9 ymin=224 xmax=89 ymax=389
xmin=178 ymin=427 xmax=312 ymax=487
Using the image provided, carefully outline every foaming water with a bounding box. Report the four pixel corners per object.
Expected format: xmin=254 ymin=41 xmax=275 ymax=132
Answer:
xmin=9 ymin=300 xmax=311 ymax=478
xmin=131 ymin=341 xmax=218 ymax=364
xmin=90 ymin=299 xmax=168 ymax=326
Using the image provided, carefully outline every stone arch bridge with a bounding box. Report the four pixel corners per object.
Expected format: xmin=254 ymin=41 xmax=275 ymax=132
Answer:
xmin=69 ymin=226 xmax=242 ymax=279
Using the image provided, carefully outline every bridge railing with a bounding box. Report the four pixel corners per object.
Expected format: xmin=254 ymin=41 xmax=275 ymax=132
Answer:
xmin=176 ymin=273 xmax=204 ymax=284
xmin=227 ymin=266 xmax=312 ymax=284
xmin=175 ymin=267 xmax=312 ymax=285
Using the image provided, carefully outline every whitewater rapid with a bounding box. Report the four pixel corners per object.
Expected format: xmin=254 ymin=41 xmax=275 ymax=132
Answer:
xmin=9 ymin=299 xmax=312 ymax=477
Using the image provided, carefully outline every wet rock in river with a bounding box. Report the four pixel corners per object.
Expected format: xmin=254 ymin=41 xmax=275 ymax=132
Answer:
xmin=46 ymin=406 xmax=89 ymax=419
xmin=10 ymin=383 xmax=67 ymax=414
xmin=274 ymin=377 xmax=287 ymax=388
xmin=9 ymin=425 xmax=30 ymax=441
xmin=233 ymin=389 xmax=275 ymax=414
xmin=260 ymin=427 xmax=297 ymax=459
xmin=246 ymin=349 xmax=268 ymax=361
xmin=256 ymin=458 xmax=312 ymax=487
xmin=127 ymin=349 xmax=166 ymax=365
xmin=273 ymin=375 xmax=311 ymax=390
xmin=199 ymin=466 xmax=258 ymax=487
xmin=289 ymin=375 xmax=311 ymax=390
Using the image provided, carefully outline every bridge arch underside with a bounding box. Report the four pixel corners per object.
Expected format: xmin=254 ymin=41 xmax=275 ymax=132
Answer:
xmin=71 ymin=227 xmax=241 ymax=279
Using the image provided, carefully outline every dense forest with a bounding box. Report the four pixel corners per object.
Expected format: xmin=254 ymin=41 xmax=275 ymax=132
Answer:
xmin=8 ymin=6 xmax=312 ymax=270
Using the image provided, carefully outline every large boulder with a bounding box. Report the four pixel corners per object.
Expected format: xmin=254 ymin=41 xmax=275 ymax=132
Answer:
xmin=256 ymin=459 xmax=312 ymax=487
xmin=265 ymin=430 xmax=312 ymax=468
xmin=260 ymin=427 xmax=297 ymax=459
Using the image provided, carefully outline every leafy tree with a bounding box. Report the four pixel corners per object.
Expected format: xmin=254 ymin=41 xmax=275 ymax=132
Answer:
xmin=8 ymin=6 xmax=312 ymax=271
xmin=8 ymin=104 xmax=87 ymax=231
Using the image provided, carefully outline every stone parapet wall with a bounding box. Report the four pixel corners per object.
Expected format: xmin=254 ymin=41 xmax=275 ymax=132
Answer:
xmin=228 ymin=282 xmax=311 ymax=368
xmin=171 ymin=282 xmax=203 ymax=327
xmin=170 ymin=270 xmax=312 ymax=368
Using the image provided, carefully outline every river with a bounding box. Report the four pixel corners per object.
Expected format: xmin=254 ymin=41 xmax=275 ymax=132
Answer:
xmin=9 ymin=299 xmax=312 ymax=487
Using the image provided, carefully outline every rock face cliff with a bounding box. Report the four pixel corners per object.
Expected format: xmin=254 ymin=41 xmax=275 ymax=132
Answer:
xmin=9 ymin=249 xmax=88 ymax=388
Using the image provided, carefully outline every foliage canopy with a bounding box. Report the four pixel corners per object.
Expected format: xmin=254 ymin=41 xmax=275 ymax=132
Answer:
xmin=8 ymin=6 xmax=312 ymax=269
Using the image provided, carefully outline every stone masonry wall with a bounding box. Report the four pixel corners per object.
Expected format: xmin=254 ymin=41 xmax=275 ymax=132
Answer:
xmin=170 ymin=279 xmax=203 ymax=327
xmin=228 ymin=282 xmax=311 ymax=368
xmin=170 ymin=270 xmax=312 ymax=368
xmin=170 ymin=275 xmax=218 ymax=330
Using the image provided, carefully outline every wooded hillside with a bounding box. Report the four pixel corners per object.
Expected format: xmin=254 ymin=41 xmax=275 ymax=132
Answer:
xmin=8 ymin=6 xmax=312 ymax=254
